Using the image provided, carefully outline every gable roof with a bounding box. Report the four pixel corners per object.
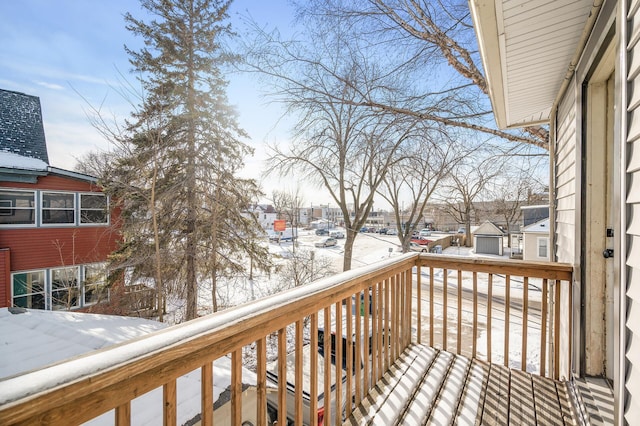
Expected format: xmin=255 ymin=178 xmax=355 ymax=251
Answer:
xmin=0 ymin=89 xmax=49 ymax=164
xmin=522 ymin=217 xmax=550 ymax=234
xmin=473 ymin=220 xmax=504 ymax=236
xmin=469 ymin=0 xmax=598 ymax=128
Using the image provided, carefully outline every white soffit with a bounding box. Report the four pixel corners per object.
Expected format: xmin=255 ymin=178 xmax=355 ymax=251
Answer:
xmin=470 ymin=0 xmax=595 ymax=129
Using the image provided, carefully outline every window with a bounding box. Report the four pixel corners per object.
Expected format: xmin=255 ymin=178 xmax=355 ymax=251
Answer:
xmin=83 ymin=263 xmax=109 ymax=305
xmin=42 ymin=192 xmax=75 ymax=224
xmin=12 ymin=271 xmax=45 ymax=309
xmin=0 ymin=190 xmax=36 ymax=225
xmin=51 ymin=266 xmax=80 ymax=310
xmin=80 ymin=193 xmax=108 ymax=224
xmin=538 ymin=237 xmax=549 ymax=258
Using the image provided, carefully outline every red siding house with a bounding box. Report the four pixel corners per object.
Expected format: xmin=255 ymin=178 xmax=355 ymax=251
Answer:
xmin=0 ymin=89 xmax=121 ymax=311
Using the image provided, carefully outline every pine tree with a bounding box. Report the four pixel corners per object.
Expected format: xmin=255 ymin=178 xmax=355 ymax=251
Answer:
xmin=115 ymin=0 xmax=268 ymax=320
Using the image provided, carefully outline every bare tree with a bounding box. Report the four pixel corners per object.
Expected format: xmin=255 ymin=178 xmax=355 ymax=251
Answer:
xmin=378 ymin=127 xmax=459 ymax=251
xmin=286 ymin=0 xmax=548 ymax=150
xmin=439 ymin=158 xmax=501 ymax=246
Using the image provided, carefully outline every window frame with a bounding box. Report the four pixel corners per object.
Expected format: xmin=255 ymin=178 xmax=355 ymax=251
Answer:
xmin=0 ymin=189 xmax=37 ymax=227
xmin=50 ymin=266 xmax=81 ymax=311
xmin=82 ymin=263 xmax=109 ymax=306
xmin=79 ymin=192 xmax=109 ymax=226
xmin=537 ymin=237 xmax=549 ymax=259
xmin=11 ymin=269 xmax=47 ymax=310
xmin=40 ymin=191 xmax=76 ymax=226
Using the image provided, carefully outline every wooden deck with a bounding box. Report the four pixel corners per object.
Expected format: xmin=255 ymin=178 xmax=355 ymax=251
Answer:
xmin=345 ymin=344 xmax=577 ymax=425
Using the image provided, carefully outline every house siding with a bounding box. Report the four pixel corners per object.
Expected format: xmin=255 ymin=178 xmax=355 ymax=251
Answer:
xmin=554 ymin=81 xmax=578 ymax=265
xmin=625 ymin=0 xmax=640 ymax=420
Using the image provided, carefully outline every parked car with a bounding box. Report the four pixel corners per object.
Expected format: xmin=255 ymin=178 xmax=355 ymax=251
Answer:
xmin=409 ymin=242 xmax=428 ymax=252
xmin=377 ymin=228 xmax=388 ymax=235
xmin=419 ymin=228 xmax=432 ymax=237
xmin=457 ymin=227 xmax=466 ymax=234
xmin=329 ymin=230 xmax=345 ymax=239
xmin=385 ymin=228 xmax=398 ymax=236
xmin=315 ymin=228 xmax=329 ymax=236
xmin=410 ymin=237 xmax=431 ymax=245
xmin=315 ymin=237 xmax=337 ymax=248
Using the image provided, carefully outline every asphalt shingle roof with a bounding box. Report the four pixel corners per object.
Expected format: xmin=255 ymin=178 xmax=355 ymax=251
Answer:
xmin=0 ymin=89 xmax=49 ymax=164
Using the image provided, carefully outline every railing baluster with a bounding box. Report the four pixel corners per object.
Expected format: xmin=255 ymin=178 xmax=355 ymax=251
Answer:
xmin=487 ymin=273 xmax=493 ymax=364
xmin=363 ymin=286 xmax=370 ymax=393
xmin=115 ymin=401 xmax=130 ymax=426
xmin=407 ymin=268 xmax=413 ymax=346
xmin=384 ymin=278 xmax=390 ymax=372
xmin=457 ymin=269 xmax=462 ymax=354
xmin=430 ymin=266 xmax=434 ymax=347
xmin=231 ymin=350 xmax=241 ymax=426
xmin=355 ymin=291 xmax=362 ymax=406
xmin=521 ymin=277 xmax=529 ymax=371
xmin=201 ymin=362 xmax=213 ymax=426
xmin=391 ymin=274 xmax=397 ymax=362
xmin=370 ymin=283 xmax=380 ymax=390
xmin=554 ymin=280 xmax=561 ymax=380
xmin=377 ymin=280 xmax=384 ymax=381
xmin=568 ymin=278 xmax=573 ymax=377
xmin=164 ymin=378 xmax=177 ymax=426
xmin=504 ymin=275 xmax=511 ymax=368
xmin=443 ymin=268 xmax=448 ymax=351
xmin=346 ymin=296 xmax=353 ymax=416
xmin=324 ymin=307 xmax=331 ymax=426
xmin=295 ymin=320 xmax=303 ymax=425
xmin=335 ymin=301 xmax=342 ymax=426
xmin=278 ymin=328 xmax=287 ymax=426
xmin=540 ymin=279 xmax=548 ymax=377
xmin=310 ymin=314 xmax=318 ymax=426
xmin=417 ymin=263 xmax=422 ymax=344
xmin=473 ymin=271 xmax=478 ymax=359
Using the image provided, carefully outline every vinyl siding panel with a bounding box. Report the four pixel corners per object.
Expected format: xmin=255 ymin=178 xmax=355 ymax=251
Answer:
xmin=554 ymin=80 xmax=578 ymax=265
xmin=626 ymin=2 xmax=640 ymax=420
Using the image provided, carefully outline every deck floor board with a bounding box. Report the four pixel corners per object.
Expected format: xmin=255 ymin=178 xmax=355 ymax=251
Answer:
xmin=345 ymin=344 xmax=585 ymax=426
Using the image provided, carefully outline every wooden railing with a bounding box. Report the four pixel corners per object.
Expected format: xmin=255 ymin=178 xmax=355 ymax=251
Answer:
xmin=415 ymin=255 xmax=573 ymax=380
xmin=0 ymin=253 xmax=573 ymax=425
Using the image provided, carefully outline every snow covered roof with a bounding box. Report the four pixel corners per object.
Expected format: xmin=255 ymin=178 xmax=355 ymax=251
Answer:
xmin=522 ymin=218 xmax=550 ymax=234
xmin=0 ymin=151 xmax=48 ymax=171
xmin=473 ymin=221 xmax=504 ymax=236
xmin=0 ymin=308 xmax=260 ymax=425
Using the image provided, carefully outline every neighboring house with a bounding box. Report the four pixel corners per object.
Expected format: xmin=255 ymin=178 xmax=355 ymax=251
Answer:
xmin=247 ymin=203 xmax=277 ymax=230
xmin=0 ymin=307 xmax=267 ymax=425
xmin=522 ymin=218 xmax=550 ymax=262
xmin=0 ymin=89 xmax=120 ymax=312
xmin=472 ymin=220 xmax=505 ymax=256
xmin=470 ymin=0 xmax=638 ymax=422
xmin=521 ymin=205 xmax=550 ymax=227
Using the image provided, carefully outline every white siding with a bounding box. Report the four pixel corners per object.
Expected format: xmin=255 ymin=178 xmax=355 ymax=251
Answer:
xmin=554 ymin=79 xmax=578 ymax=265
xmin=625 ymin=0 xmax=640 ymax=420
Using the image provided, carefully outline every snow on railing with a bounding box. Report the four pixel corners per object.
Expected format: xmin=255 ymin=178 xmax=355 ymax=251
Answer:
xmin=0 ymin=253 xmax=572 ymax=425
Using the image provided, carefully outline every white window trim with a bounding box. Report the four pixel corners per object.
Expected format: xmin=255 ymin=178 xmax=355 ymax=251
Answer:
xmin=11 ymin=264 xmax=111 ymax=311
xmin=79 ymin=193 xmax=110 ymax=226
xmin=11 ymin=269 xmax=47 ymax=309
xmin=82 ymin=262 xmax=109 ymax=306
xmin=0 ymin=189 xmax=37 ymax=228
xmin=40 ymin=190 xmax=77 ymax=227
xmin=537 ymin=236 xmax=549 ymax=259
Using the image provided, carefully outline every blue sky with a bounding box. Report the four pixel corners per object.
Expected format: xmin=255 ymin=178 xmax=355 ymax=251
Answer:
xmin=0 ymin=0 xmax=296 ymax=199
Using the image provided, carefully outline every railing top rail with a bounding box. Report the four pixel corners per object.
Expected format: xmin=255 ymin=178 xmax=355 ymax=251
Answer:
xmin=0 ymin=253 xmax=419 ymax=425
xmin=416 ymin=253 xmax=573 ymax=281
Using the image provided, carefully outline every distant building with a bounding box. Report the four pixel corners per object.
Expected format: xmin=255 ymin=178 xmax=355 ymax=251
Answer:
xmin=0 ymin=89 xmax=120 ymax=312
xmin=522 ymin=218 xmax=550 ymax=261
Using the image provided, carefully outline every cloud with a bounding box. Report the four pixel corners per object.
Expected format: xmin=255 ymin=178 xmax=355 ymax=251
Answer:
xmin=36 ymin=81 xmax=65 ymax=90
